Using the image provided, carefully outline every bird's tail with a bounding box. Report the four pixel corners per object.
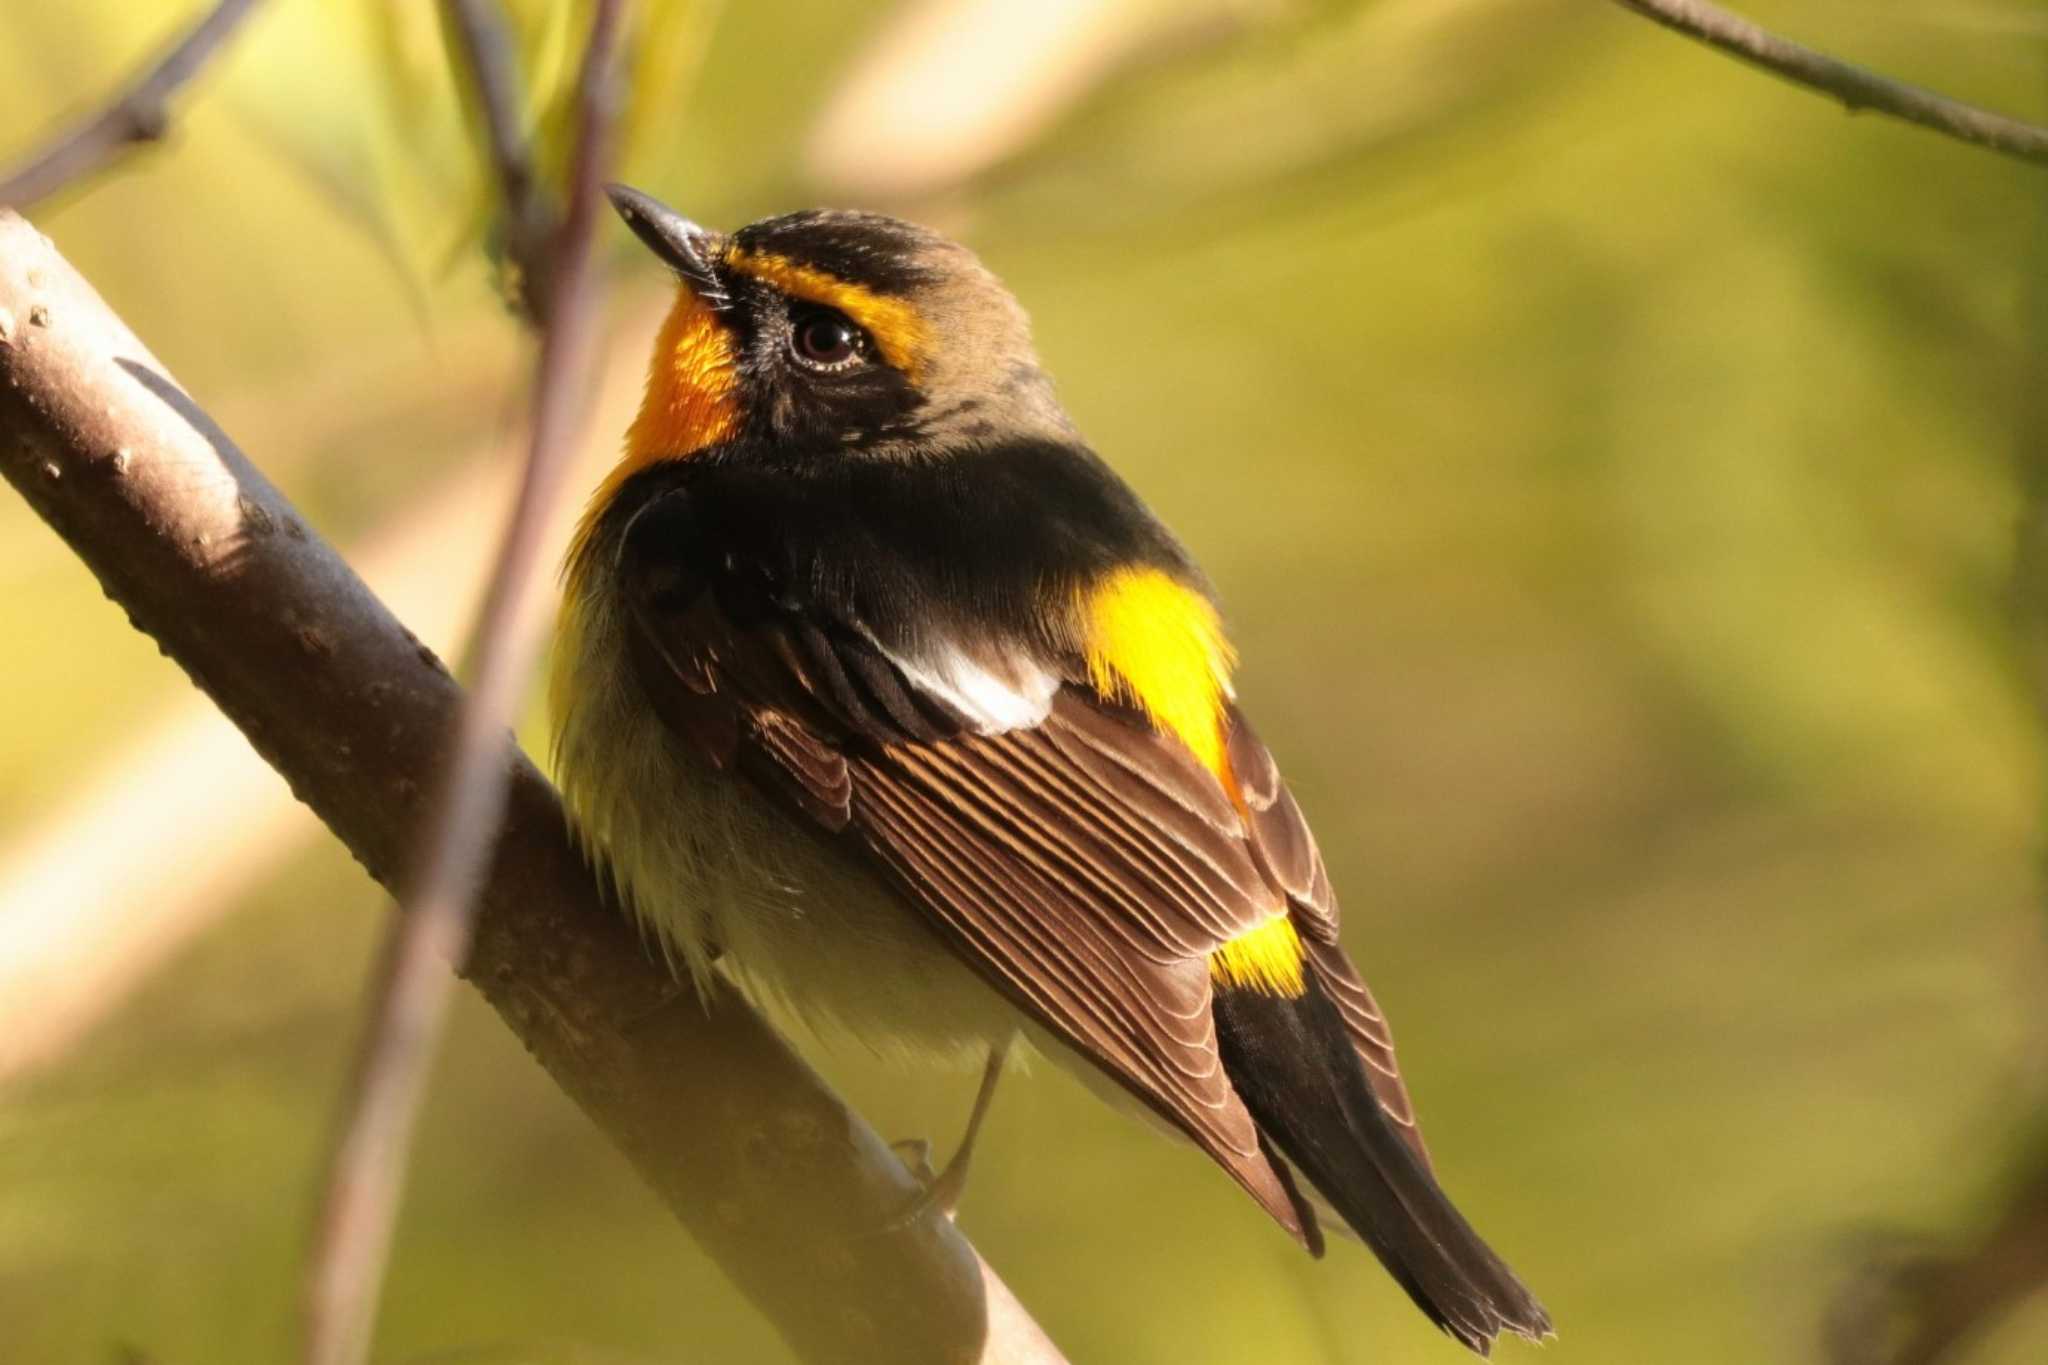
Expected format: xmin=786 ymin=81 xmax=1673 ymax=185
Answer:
xmin=1213 ymin=974 xmax=1552 ymax=1356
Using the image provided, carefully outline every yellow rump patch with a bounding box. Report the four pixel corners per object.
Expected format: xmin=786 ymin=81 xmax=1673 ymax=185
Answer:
xmin=1080 ymin=567 xmax=1237 ymax=780
xmin=567 ymin=287 xmax=741 ymax=570
xmin=1209 ymin=915 xmax=1306 ymax=996
xmin=724 ymin=247 xmax=930 ymax=381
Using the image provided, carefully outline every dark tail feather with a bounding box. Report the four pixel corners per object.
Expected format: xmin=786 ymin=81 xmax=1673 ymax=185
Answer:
xmin=1214 ymin=975 xmax=1552 ymax=1355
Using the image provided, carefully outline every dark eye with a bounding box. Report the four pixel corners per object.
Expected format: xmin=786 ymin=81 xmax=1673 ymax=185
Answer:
xmin=790 ymin=309 xmax=865 ymax=371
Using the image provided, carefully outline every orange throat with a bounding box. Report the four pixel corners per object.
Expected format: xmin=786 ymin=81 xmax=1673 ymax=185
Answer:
xmin=569 ymin=287 xmax=740 ymax=569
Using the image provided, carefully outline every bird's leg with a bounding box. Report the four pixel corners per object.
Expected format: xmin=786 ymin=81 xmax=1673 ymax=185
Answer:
xmin=895 ymin=1037 xmax=1011 ymax=1222
xmin=928 ymin=1037 xmax=1010 ymax=1215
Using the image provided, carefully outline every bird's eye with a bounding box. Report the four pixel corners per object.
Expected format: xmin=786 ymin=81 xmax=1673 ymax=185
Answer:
xmin=790 ymin=309 xmax=865 ymax=371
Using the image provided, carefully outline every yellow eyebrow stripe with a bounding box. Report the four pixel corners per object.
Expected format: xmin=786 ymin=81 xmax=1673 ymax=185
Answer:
xmin=723 ymin=247 xmax=930 ymax=381
xmin=1079 ymin=566 xmax=1237 ymax=781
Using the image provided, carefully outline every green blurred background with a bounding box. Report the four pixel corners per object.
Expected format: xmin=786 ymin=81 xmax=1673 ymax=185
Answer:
xmin=2 ymin=2 xmax=2044 ymax=1362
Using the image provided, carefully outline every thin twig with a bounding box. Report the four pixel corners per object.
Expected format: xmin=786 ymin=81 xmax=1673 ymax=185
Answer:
xmin=1824 ymin=1150 xmax=2048 ymax=1365
xmin=297 ymin=5 xmax=631 ymax=1365
xmin=0 ymin=207 xmax=1064 ymax=1365
xmin=1610 ymin=0 xmax=2048 ymax=169
xmin=0 ymin=0 xmax=267 ymax=210
xmin=442 ymin=0 xmax=561 ymax=323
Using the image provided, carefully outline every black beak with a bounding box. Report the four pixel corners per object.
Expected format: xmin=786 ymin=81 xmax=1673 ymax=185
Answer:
xmin=607 ymin=183 xmax=720 ymax=292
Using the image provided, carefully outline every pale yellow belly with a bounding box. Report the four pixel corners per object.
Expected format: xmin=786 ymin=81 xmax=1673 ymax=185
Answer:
xmin=549 ymin=591 xmax=1020 ymax=1066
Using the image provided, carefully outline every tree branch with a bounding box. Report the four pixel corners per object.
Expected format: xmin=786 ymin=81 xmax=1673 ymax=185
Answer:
xmin=0 ymin=209 xmax=1065 ymax=1365
xmin=1610 ymin=0 xmax=2048 ymax=169
xmin=1825 ymin=1148 xmax=2048 ymax=1365
xmin=441 ymin=0 xmax=561 ymax=324
xmin=0 ymin=0 xmax=268 ymax=211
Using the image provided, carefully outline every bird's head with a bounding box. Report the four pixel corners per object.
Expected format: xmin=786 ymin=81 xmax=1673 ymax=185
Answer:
xmin=606 ymin=185 xmax=1067 ymax=468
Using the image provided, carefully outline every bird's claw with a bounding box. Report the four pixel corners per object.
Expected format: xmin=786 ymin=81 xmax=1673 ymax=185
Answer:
xmin=890 ymin=1137 xmax=936 ymax=1187
xmin=887 ymin=1135 xmax=968 ymax=1225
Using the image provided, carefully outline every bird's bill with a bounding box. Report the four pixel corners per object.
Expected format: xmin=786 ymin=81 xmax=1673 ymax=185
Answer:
xmin=606 ymin=183 xmax=721 ymax=294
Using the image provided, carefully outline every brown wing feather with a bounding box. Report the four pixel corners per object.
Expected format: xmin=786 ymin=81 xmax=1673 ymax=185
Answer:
xmin=1226 ymin=707 xmax=1430 ymax=1167
xmin=620 ymin=560 xmax=1416 ymax=1227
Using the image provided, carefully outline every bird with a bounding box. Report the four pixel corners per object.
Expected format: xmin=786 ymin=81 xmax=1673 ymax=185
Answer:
xmin=549 ymin=183 xmax=1553 ymax=1356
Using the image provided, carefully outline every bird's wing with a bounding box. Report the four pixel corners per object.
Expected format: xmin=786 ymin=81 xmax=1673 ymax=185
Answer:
xmin=613 ymin=500 xmax=1425 ymax=1244
xmin=1223 ymin=708 xmax=1428 ymax=1165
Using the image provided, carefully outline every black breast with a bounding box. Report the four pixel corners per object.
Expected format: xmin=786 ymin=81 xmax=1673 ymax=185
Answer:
xmin=592 ymin=437 xmax=1202 ymax=664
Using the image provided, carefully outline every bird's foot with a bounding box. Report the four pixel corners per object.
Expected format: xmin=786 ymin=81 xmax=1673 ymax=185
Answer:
xmin=885 ymin=1041 xmax=1011 ymax=1229
xmin=887 ymin=1134 xmax=973 ymax=1225
xmin=890 ymin=1137 xmax=937 ymax=1188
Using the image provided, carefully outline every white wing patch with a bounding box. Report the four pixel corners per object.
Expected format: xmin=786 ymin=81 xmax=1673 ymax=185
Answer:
xmin=885 ymin=642 xmax=1058 ymax=734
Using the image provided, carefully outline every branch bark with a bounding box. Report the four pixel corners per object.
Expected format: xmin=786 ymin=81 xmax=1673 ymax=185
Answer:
xmin=1610 ymin=0 xmax=2048 ymax=169
xmin=0 ymin=211 xmax=1065 ymax=1365
xmin=0 ymin=0 xmax=268 ymax=210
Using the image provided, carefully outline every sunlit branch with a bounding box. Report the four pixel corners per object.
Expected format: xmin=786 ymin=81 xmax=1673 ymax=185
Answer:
xmin=0 ymin=0 xmax=268 ymax=210
xmin=1610 ymin=0 xmax=2048 ymax=169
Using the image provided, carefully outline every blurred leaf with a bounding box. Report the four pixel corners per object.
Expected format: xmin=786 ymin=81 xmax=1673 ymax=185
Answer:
xmin=224 ymin=0 xmax=738 ymax=312
xmin=514 ymin=0 xmax=584 ymax=221
xmin=617 ymin=0 xmax=727 ymax=177
xmin=222 ymin=0 xmax=471 ymax=303
xmin=802 ymin=0 xmax=1588 ymax=227
xmin=393 ymin=1344 xmax=674 ymax=1365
